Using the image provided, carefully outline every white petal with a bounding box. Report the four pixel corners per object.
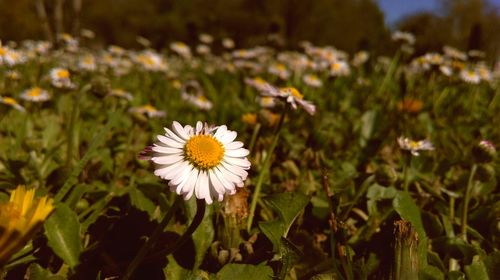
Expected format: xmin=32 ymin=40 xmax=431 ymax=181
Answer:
xmin=223 ymin=156 xmax=251 ymax=169
xmin=225 ymin=148 xmax=249 ymax=158
xmin=196 ymin=121 xmax=203 ymax=134
xmin=219 ymin=165 xmax=244 ymax=185
xmin=182 ymin=169 xmax=199 ymax=198
xmin=214 ymin=167 xmax=236 ymax=192
xmin=154 ymin=161 xmax=186 ymax=179
xmin=225 ymin=141 xmax=244 ymax=150
xmin=163 ymin=128 xmax=185 ymax=143
xmin=194 ymin=170 xmax=204 ymax=200
xmin=170 ymin=164 xmax=193 ymax=187
xmin=175 ymin=166 xmax=196 ymax=193
xmin=221 ymin=161 xmax=248 ymax=180
xmin=157 ymin=135 xmax=184 ymax=148
xmin=199 ymin=171 xmax=212 ymax=204
xmin=184 ymin=125 xmax=194 ymax=135
xmin=172 ymin=121 xmax=190 ymax=140
xmin=152 ymin=145 xmax=183 ymax=155
xmin=218 ymin=131 xmax=237 ymax=144
xmin=152 ymin=154 xmax=183 ymax=165
xmin=214 ymin=125 xmax=228 ymax=139
xmin=208 ymin=169 xmax=226 ymax=196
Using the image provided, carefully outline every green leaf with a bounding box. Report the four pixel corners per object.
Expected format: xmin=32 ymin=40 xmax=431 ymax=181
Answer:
xmin=216 ymin=263 xmax=273 ymax=280
xmin=129 ymin=187 xmax=156 ymax=219
xmin=186 ymin=199 xmax=214 ymax=269
xmin=164 ymin=255 xmax=203 ymax=280
xmin=419 ymin=265 xmax=444 ymax=280
xmin=259 ymin=192 xmax=309 ymax=253
xmin=367 ymin=184 xmax=397 ymax=200
xmin=393 ymin=192 xmax=426 ymax=239
xmin=24 ymin=263 xmax=66 ymax=280
xmin=447 ymin=271 xmax=465 ymax=280
xmin=259 ymin=220 xmax=283 ymax=252
xmin=484 ymin=251 xmax=500 ymax=279
xmin=279 ymin=237 xmax=302 ymax=279
xmin=464 ymin=256 xmax=489 ymax=280
xmin=265 ymin=192 xmax=310 ymax=236
xmin=44 ymin=203 xmax=82 ymax=269
xmin=393 ymin=191 xmax=427 ymax=268
xmin=361 ymin=110 xmax=376 ymax=139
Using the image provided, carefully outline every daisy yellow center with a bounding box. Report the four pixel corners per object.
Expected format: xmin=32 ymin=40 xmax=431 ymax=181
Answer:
xmin=261 ymin=97 xmax=274 ymax=105
xmin=197 ymin=95 xmax=208 ymax=102
xmin=409 ymin=141 xmax=420 ymax=149
xmin=254 ymin=77 xmax=266 ymax=85
xmin=56 ymin=70 xmax=70 ymax=79
xmin=141 ymin=56 xmax=155 ymax=66
xmin=0 ymin=47 xmax=6 ymax=56
xmin=281 ymin=87 xmax=303 ymax=100
xmin=275 ymin=64 xmax=286 ymax=71
xmin=143 ymin=104 xmax=157 ymax=112
xmin=185 ymin=135 xmax=224 ymax=169
xmin=332 ymin=62 xmax=342 ymax=71
xmin=307 ymin=75 xmax=319 ymax=82
xmin=2 ymin=97 xmax=18 ymax=105
xmin=28 ymin=87 xmax=42 ymax=97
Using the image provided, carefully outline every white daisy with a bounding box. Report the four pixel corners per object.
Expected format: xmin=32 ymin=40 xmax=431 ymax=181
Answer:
xmin=391 ymin=31 xmax=415 ymax=45
xmin=330 ymin=60 xmax=351 ymax=77
xmin=459 ymin=69 xmax=480 ymax=84
xmin=196 ymin=44 xmax=211 ymax=55
xmin=302 ymin=74 xmax=323 ymax=88
xmin=244 ymin=77 xmax=270 ymax=92
xmin=49 ymin=68 xmax=76 ymax=89
xmin=129 ymin=104 xmax=166 ymax=118
xmin=199 ymin=33 xmax=214 ymax=44
xmin=261 ymin=84 xmax=316 ymax=115
xmin=268 ymin=63 xmax=290 ymax=80
xmin=150 ymin=121 xmax=251 ymax=204
xmin=20 ymin=87 xmax=51 ymax=102
xmin=397 ymin=137 xmax=434 ymax=156
xmin=222 ymin=38 xmax=235 ymax=49
xmin=182 ymin=93 xmax=213 ymax=111
xmin=133 ymin=51 xmax=167 ymax=72
xmin=170 ymin=42 xmax=192 ymax=58
xmin=0 ymin=97 xmax=26 ymax=112
xmin=78 ymin=54 xmax=97 ymax=72
xmin=108 ymin=88 xmax=133 ymax=101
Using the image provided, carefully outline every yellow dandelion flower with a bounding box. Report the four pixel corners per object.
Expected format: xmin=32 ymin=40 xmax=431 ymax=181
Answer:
xmin=0 ymin=186 xmax=54 ymax=265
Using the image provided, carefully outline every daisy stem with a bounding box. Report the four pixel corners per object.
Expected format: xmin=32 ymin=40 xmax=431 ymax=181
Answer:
xmin=143 ymin=198 xmax=207 ymax=262
xmin=122 ymin=196 xmax=182 ymax=280
xmin=66 ymin=89 xmax=83 ymax=166
xmin=460 ymin=164 xmax=477 ymax=242
xmin=247 ymin=105 xmax=288 ymax=232
xmin=248 ymin=122 xmax=261 ymax=154
xmin=403 ymin=154 xmax=411 ymax=192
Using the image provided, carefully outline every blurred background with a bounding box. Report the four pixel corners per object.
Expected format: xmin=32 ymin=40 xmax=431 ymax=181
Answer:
xmin=1 ymin=0 xmax=499 ymax=59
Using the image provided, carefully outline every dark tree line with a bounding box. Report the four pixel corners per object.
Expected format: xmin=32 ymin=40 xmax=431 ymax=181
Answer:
xmin=0 ymin=0 xmax=498 ymax=58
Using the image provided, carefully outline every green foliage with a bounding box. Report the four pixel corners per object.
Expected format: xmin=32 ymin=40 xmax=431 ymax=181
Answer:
xmin=259 ymin=192 xmax=309 ymax=252
xmin=44 ymin=204 xmax=82 ymax=269
xmin=216 ymin=263 xmax=273 ymax=280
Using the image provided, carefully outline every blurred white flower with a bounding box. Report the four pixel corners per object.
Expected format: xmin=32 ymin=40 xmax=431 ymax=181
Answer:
xmin=397 ymin=137 xmax=434 ymax=156
xmin=20 ymin=87 xmax=51 ymax=102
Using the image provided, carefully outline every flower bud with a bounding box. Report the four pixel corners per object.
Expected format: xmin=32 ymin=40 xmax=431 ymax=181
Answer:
xmin=472 ymin=140 xmax=496 ymax=163
xmin=475 ymin=164 xmax=495 ymax=182
xmin=218 ymin=249 xmax=229 ymax=265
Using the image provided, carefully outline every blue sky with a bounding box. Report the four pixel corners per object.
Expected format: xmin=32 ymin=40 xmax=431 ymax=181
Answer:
xmin=379 ymin=0 xmax=500 ymax=25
